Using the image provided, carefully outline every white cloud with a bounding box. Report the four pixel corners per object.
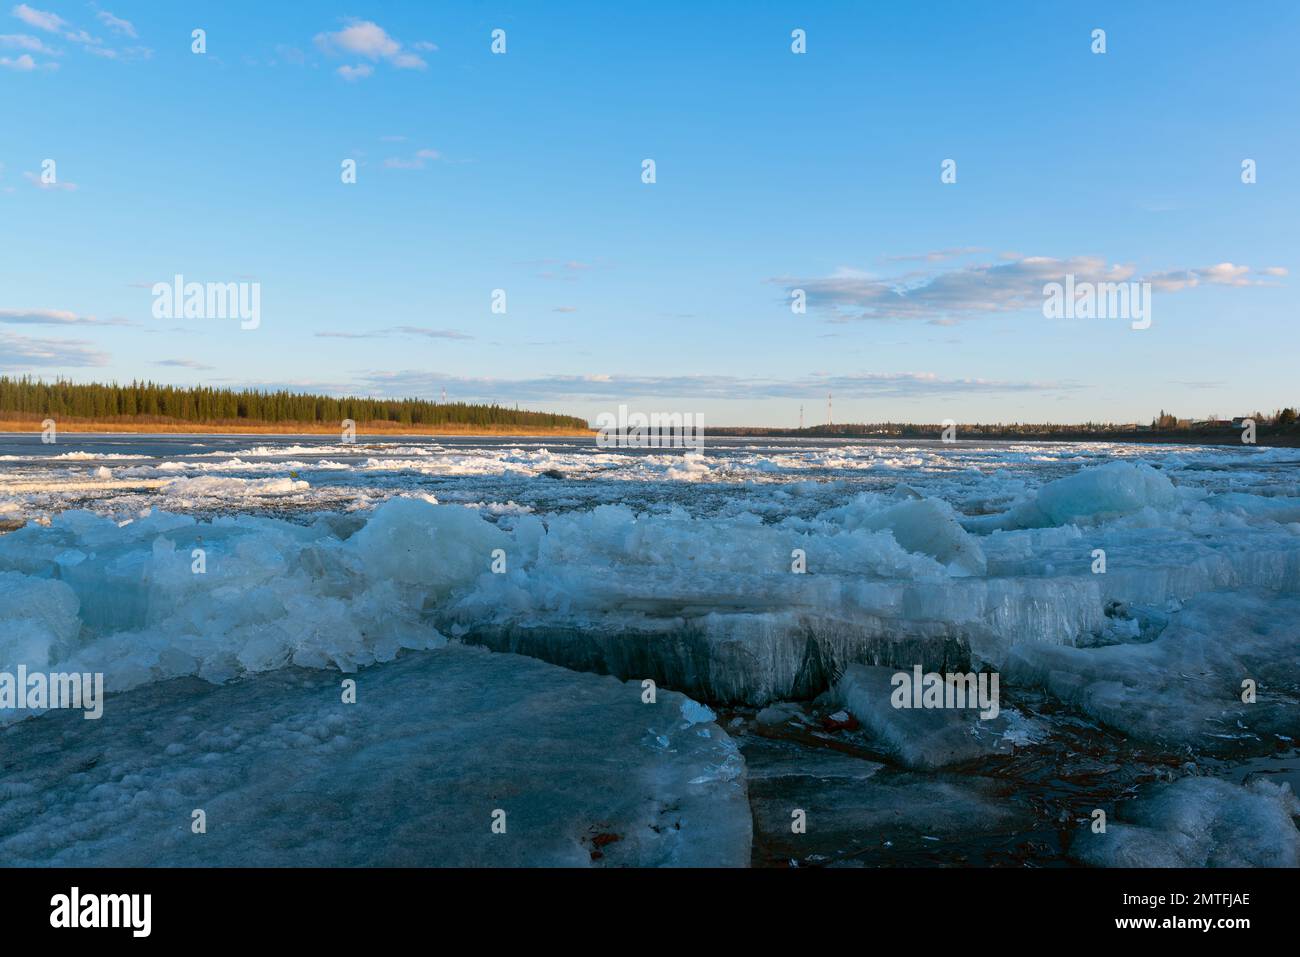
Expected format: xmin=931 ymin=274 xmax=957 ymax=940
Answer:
xmin=1195 ymin=262 xmax=1251 ymax=286
xmin=315 ymin=326 xmax=473 ymax=341
xmin=8 ymin=5 xmax=148 ymax=64
xmin=316 ymin=19 xmax=427 ymax=75
xmin=337 ymin=63 xmax=373 ymax=81
xmin=0 ymin=308 xmax=129 ymax=325
xmin=0 ymin=51 xmax=34 ymax=68
xmin=319 ymin=20 xmax=398 ymax=58
xmin=0 ymin=32 xmax=56 ymax=52
xmin=0 ymin=308 xmax=83 ymax=323
xmin=63 ymin=27 xmax=99 ymax=46
xmin=1145 ymin=262 xmax=1259 ymax=292
xmin=95 ymin=10 xmax=136 ymax=37
xmin=81 ymin=40 xmax=150 ymax=61
xmin=779 ymin=255 xmax=1275 ymax=323
xmin=154 ymin=358 xmax=213 ymax=370
xmin=11 ymin=4 xmax=64 ymax=33
xmin=0 ymin=330 xmax=110 ymax=368
xmin=383 ymin=148 xmax=442 ymax=169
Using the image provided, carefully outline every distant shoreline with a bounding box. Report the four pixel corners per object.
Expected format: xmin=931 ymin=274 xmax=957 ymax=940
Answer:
xmin=0 ymin=419 xmax=595 ymax=438
xmin=707 ymin=429 xmax=1300 ymax=448
xmin=2 ymin=419 xmax=1296 ymax=447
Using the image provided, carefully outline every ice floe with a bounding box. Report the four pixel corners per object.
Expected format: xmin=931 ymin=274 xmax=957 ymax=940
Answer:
xmin=0 ymin=645 xmax=751 ymax=866
xmin=1070 ymin=776 xmax=1300 ymax=868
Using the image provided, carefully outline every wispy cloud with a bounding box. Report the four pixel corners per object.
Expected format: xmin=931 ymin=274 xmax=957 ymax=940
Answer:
xmin=94 ymin=9 xmax=136 ymax=38
xmin=11 ymin=3 xmax=62 ymax=32
xmin=776 ymin=255 xmax=1281 ymax=324
xmin=1170 ymin=380 xmax=1225 ymax=390
xmin=82 ymin=41 xmax=151 ymax=61
xmin=883 ymin=247 xmax=988 ymax=264
xmin=383 ymin=148 xmax=441 ymax=169
xmin=0 ymin=51 xmax=38 ymax=69
xmin=352 ymin=370 xmax=1073 ymax=403
xmin=336 ymin=63 xmax=372 ymax=82
xmin=0 ymin=330 xmax=110 ymax=368
xmin=154 ymin=358 xmax=213 ymax=370
xmin=1143 ymin=262 xmax=1269 ymax=292
xmin=315 ymin=326 xmax=473 ymax=341
xmin=0 ymin=308 xmax=129 ymax=326
xmin=0 ymin=31 xmax=58 ymax=53
xmin=8 ymin=3 xmax=148 ymax=65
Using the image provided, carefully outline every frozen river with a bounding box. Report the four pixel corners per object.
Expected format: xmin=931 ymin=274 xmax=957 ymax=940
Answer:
xmin=2 ymin=432 xmax=1298 ymax=519
xmin=1 ymin=434 xmax=1297 ymax=866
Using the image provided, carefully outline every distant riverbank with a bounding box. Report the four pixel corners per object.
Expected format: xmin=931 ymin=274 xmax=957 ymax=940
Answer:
xmin=0 ymin=418 xmax=595 ymax=438
xmin=707 ymin=428 xmax=1300 ymax=448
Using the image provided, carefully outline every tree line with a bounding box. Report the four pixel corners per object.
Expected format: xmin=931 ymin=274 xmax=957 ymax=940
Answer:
xmin=714 ymin=408 xmax=1300 ymax=440
xmin=0 ymin=377 xmax=589 ymax=430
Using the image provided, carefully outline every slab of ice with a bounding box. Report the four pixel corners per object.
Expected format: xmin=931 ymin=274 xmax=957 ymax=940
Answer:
xmin=0 ymin=571 xmax=81 ymax=672
xmin=1070 ymin=776 xmax=1300 ymax=868
xmin=831 ymin=665 xmax=1012 ymax=769
xmin=0 ymin=645 xmax=751 ymax=866
xmin=1005 ymin=590 xmax=1300 ymax=754
xmin=160 ymin=475 xmax=311 ymax=500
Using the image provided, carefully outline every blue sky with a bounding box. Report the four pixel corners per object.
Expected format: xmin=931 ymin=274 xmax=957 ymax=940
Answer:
xmin=2 ymin=1 xmax=1297 ymax=426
